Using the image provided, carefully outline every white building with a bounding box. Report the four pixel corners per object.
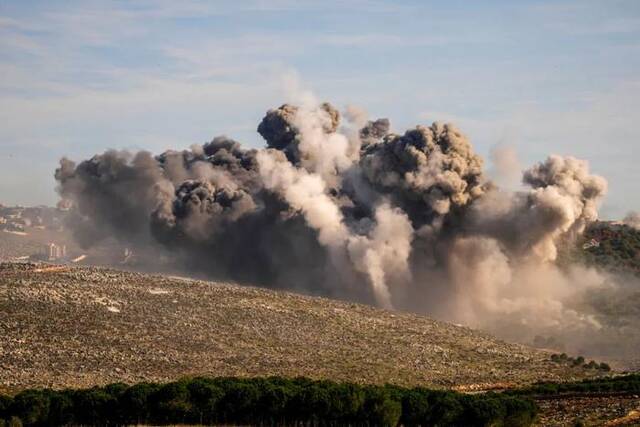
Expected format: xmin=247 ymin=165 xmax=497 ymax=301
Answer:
xmin=43 ymin=243 xmax=67 ymax=260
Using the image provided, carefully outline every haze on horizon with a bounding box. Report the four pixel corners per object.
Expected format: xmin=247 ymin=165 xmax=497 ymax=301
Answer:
xmin=0 ymin=0 xmax=639 ymax=219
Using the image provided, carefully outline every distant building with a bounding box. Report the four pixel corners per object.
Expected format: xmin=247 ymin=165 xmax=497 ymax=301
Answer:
xmin=42 ymin=243 xmax=67 ymax=261
xmin=123 ymin=248 xmax=134 ymax=264
xmin=6 ymin=223 xmax=25 ymax=232
xmin=582 ymin=239 xmax=600 ymax=250
xmin=57 ymin=199 xmax=72 ymax=212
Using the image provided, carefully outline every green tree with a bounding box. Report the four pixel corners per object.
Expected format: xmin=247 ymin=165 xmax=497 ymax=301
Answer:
xmin=331 ymin=383 xmax=366 ymax=423
xmin=187 ymin=378 xmax=224 ymax=424
xmin=0 ymin=395 xmax=12 ymax=420
xmin=362 ymin=387 xmax=402 ymax=427
xmin=401 ymin=389 xmax=432 ymax=426
xmin=119 ymin=382 xmax=158 ymax=425
xmin=219 ymin=381 xmax=261 ymax=423
xmin=10 ymin=390 xmax=50 ymax=426
xmin=461 ymin=395 xmax=506 ymax=426
xmin=47 ymin=392 xmax=74 ymax=426
xmin=427 ymin=392 xmax=465 ymax=426
xmin=73 ymin=388 xmax=118 ymax=425
xmin=150 ymin=381 xmax=193 ymax=424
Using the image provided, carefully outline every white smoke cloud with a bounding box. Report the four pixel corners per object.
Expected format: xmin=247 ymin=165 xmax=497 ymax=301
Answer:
xmin=489 ymin=143 xmax=522 ymax=188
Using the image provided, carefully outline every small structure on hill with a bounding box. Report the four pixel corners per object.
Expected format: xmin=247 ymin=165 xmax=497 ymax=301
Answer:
xmin=41 ymin=243 xmax=67 ymax=261
xmin=582 ymin=239 xmax=600 ymax=250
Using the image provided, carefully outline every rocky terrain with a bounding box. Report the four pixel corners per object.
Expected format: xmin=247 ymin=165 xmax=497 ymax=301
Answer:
xmin=0 ymin=262 xmax=604 ymax=394
xmin=535 ymin=394 xmax=640 ymax=426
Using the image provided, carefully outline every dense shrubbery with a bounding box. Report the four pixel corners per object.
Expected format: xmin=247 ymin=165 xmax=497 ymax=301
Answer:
xmin=561 ymin=222 xmax=640 ymax=276
xmin=510 ymin=374 xmax=640 ymax=396
xmin=0 ymin=376 xmax=537 ymax=426
xmin=549 ymin=353 xmax=611 ymax=371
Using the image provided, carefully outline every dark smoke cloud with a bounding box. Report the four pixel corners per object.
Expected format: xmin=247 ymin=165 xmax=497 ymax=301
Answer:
xmin=359 ymin=123 xmax=485 ymax=228
xmin=359 ymin=118 xmax=390 ymax=146
xmin=57 ymin=99 xmax=639 ymax=360
xmin=257 ymin=103 xmax=340 ymax=164
xmin=55 ymin=150 xmax=166 ymax=247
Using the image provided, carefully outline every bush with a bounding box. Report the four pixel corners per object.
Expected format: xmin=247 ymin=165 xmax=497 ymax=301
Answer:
xmin=461 ymin=395 xmax=507 ymax=426
xmin=550 ymin=353 xmax=612 ymax=372
xmin=585 ymin=360 xmax=598 ymax=369
xmin=502 ymin=396 xmax=538 ymax=427
xmin=573 ymin=418 xmax=586 ymax=427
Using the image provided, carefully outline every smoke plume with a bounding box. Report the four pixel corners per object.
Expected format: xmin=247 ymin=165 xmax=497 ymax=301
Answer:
xmin=56 ymin=99 xmax=639 ymax=359
xmin=623 ymin=211 xmax=640 ymax=229
xmin=489 ymin=144 xmax=522 ymax=187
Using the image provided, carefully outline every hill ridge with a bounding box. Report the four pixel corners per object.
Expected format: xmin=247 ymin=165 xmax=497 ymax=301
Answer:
xmin=0 ymin=262 xmax=601 ymax=393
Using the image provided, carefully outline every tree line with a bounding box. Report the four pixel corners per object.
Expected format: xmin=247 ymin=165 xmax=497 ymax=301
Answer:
xmin=0 ymin=376 xmax=538 ymax=426
xmin=508 ymin=373 xmax=640 ymax=397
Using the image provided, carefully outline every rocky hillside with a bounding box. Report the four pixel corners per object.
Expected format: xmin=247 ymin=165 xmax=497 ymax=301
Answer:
xmin=0 ymin=263 xmax=602 ymax=393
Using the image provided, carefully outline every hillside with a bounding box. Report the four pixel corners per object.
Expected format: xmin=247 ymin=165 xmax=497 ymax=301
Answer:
xmin=568 ymin=221 xmax=640 ymax=276
xmin=0 ymin=263 xmax=603 ymax=394
xmin=0 ymin=229 xmax=57 ymax=262
xmin=0 ymin=225 xmax=133 ymax=267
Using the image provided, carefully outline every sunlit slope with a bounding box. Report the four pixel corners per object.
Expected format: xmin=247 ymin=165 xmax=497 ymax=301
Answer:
xmin=0 ymin=263 xmax=599 ymax=392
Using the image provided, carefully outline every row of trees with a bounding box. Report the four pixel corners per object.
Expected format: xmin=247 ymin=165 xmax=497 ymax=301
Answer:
xmin=549 ymin=353 xmax=611 ymax=371
xmin=0 ymin=376 xmax=538 ymax=426
xmin=509 ymin=373 xmax=640 ymax=396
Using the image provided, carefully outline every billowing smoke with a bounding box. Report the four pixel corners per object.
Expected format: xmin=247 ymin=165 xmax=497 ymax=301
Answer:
xmin=489 ymin=144 xmax=522 ymax=187
xmin=623 ymin=211 xmax=640 ymax=229
xmin=56 ymin=99 xmax=639 ymax=360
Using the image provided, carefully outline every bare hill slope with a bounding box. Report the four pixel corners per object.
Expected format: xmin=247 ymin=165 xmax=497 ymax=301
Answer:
xmin=0 ymin=263 xmax=600 ymax=392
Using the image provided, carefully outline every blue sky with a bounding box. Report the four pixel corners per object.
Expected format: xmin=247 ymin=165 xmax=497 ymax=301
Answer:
xmin=0 ymin=0 xmax=638 ymax=218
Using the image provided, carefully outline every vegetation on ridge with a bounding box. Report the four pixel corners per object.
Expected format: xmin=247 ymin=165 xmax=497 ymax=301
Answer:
xmin=0 ymin=376 xmax=538 ymax=427
xmin=560 ymin=221 xmax=640 ymax=276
